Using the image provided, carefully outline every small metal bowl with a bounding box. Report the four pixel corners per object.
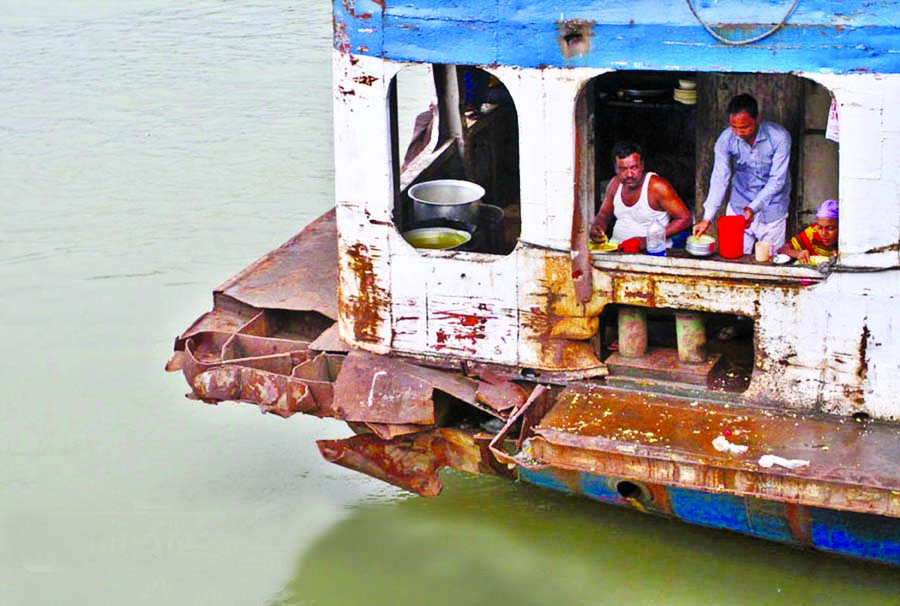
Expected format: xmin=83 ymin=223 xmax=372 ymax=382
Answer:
xmin=685 ymin=235 xmax=715 ymax=256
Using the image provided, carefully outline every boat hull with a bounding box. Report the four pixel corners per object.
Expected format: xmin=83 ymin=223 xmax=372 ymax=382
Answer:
xmin=167 ymin=209 xmax=900 ymax=567
xmin=520 ymin=467 xmax=900 ymax=567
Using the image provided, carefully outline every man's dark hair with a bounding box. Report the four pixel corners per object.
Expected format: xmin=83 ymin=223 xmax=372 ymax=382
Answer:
xmin=611 ymin=141 xmax=643 ymax=165
xmin=727 ymin=94 xmax=759 ymax=119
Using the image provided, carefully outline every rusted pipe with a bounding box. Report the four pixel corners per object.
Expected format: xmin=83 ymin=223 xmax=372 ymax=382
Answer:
xmin=618 ymin=307 xmax=648 ymax=359
xmin=676 ymin=311 xmax=707 ymax=363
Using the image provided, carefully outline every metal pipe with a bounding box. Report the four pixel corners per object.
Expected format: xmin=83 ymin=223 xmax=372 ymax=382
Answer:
xmin=618 ymin=307 xmax=648 ymax=359
xmin=676 ymin=311 xmax=707 ymax=363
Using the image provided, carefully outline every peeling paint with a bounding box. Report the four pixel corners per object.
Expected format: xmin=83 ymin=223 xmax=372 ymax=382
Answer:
xmin=858 ymin=323 xmax=870 ymax=381
xmin=344 ymin=242 xmax=386 ymax=343
xmin=865 ymin=242 xmax=900 ymax=254
xmin=352 ymin=75 xmax=378 ymax=86
xmin=341 ymin=0 xmax=374 ymax=20
xmin=333 ymin=19 xmax=352 ymax=55
xmin=557 ymin=19 xmax=594 ymax=59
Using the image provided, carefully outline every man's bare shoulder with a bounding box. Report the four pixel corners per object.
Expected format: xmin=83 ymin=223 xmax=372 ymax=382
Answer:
xmin=604 ymin=177 xmax=621 ymax=196
xmin=648 ymin=173 xmax=676 ymax=193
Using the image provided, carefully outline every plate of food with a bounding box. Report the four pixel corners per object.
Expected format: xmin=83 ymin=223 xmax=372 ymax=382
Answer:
xmin=589 ymin=239 xmax=619 ymax=253
xmin=808 ymin=255 xmax=831 ymax=266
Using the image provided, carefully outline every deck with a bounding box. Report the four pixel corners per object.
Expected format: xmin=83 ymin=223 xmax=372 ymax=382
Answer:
xmin=529 ymin=384 xmax=900 ymax=518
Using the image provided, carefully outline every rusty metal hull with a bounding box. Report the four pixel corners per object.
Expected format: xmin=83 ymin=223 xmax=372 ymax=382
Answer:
xmin=167 ymin=209 xmax=900 ymax=566
xmin=513 ymin=383 xmax=900 ymax=566
xmin=519 ymin=467 xmax=900 ymax=566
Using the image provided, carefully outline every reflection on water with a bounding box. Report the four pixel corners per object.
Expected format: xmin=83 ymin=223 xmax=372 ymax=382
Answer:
xmin=273 ymin=471 xmax=900 ymax=606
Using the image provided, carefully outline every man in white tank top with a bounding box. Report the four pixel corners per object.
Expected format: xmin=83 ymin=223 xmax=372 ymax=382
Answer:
xmin=589 ymin=141 xmax=692 ymax=251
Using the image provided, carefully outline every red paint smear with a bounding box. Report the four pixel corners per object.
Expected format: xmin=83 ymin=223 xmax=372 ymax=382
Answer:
xmin=434 ymin=311 xmax=490 ymax=327
xmin=454 ymin=329 xmax=485 ymax=345
xmin=432 ymin=311 xmax=489 ymax=347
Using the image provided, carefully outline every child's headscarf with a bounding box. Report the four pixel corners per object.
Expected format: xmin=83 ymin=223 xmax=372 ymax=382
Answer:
xmin=816 ymin=199 xmax=839 ymax=220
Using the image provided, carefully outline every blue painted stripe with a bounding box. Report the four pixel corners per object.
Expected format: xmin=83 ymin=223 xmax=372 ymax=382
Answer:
xmin=518 ymin=468 xmax=625 ymax=504
xmin=668 ymin=486 xmax=754 ymax=534
xmin=519 ymin=469 xmax=900 ymax=564
xmin=386 ymin=0 xmax=900 ymax=27
xmin=517 ymin=467 xmax=573 ymax=494
xmin=667 ymin=487 xmax=796 ymax=543
xmin=335 ymin=1 xmax=900 ymax=74
xmin=578 ymin=472 xmax=625 ymax=504
xmin=810 ymin=508 xmax=900 ymax=566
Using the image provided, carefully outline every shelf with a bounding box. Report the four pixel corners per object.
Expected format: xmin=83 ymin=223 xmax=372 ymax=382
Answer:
xmin=600 ymin=98 xmax=695 ymax=109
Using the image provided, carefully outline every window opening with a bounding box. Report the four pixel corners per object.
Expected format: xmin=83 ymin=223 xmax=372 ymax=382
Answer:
xmin=395 ymin=64 xmax=438 ymax=172
xmin=598 ymin=305 xmax=753 ymax=394
xmin=578 ymin=71 xmax=838 ymax=274
xmin=390 ymin=64 xmax=520 ymax=256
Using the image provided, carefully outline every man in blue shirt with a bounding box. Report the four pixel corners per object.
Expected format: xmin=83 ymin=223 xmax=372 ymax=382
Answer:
xmin=692 ymin=94 xmax=792 ymax=254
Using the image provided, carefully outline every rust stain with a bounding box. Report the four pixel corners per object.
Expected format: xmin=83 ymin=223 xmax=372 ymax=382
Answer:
xmin=318 ymin=427 xmax=503 ymax=497
xmin=352 ymin=75 xmax=378 ymax=86
xmin=475 ymin=370 xmax=527 ymax=412
xmin=556 ymin=19 xmax=594 ymax=59
xmin=864 ymin=242 xmax=900 ymax=254
xmin=344 ymin=243 xmax=385 ymax=343
xmin=341 ymin=0 xmax=374 ymax=19
xmin=518 ymin=253 xmax=606 ymax=371
xmin=858 ymin=322 xmax=870 ymax=381
xmin=616 ymin=273 xmax=658 ymax=307
xmin=333 ymin=19 xmax=352 ymax=56
xmin=518 ymin=254 xmax=604 ymax=369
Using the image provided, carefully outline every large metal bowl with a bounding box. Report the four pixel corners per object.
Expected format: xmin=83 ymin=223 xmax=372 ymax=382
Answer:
xmin=408 ymin=179 xmax=484 ymax=224
xmin=401 ymin=227 xmax=472 ymax=250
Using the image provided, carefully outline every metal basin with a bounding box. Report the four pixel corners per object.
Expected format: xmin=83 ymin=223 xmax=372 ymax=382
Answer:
xmin=402 ymin=227 xmax=472 ymax=250
xmin=408 ymin=179 xmax=484 ymax=224
xmin=686 ymin=235 xmax=716 ymax=256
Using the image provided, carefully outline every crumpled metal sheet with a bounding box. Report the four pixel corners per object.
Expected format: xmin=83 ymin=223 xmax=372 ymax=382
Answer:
xmin=318 ymin=427 xmax=509 ymax=497
xmin=216 ymin=209 xmax=339 ymax=318
xmin=488 ymin=385 xmax=551 ymax=467
xmin=309 ymin=323 xmax=350 ymax=352
xmin=180 ymin=336 xmax=333 ymax=418
xmin=364 ymin=422 xmax=428 ymax=440
xmin=475 ymin=369 xmax=528 ymax=412
xmin=332 ymin=350 xmax=480 ymax=424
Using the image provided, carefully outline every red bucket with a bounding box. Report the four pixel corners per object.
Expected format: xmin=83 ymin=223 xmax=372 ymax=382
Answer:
xmin=717 ymin=215 xmax=746 ymax=259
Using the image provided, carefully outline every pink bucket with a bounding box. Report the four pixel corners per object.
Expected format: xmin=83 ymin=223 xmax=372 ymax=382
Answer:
xmin=717 ymin=216 xmax=746 ymax=259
